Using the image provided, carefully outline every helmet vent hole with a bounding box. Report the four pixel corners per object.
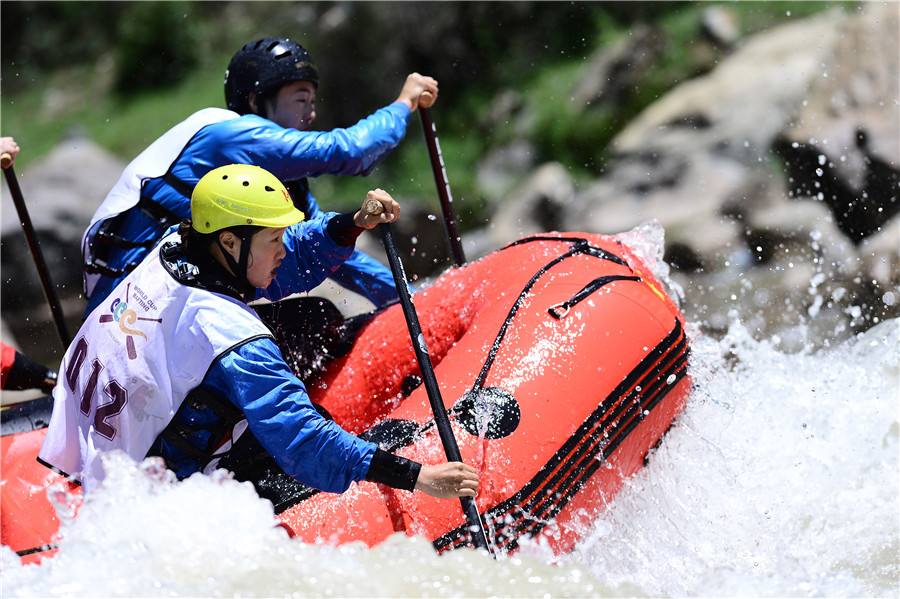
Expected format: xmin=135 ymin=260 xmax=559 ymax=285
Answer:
xmin=265 ymin=186 xmax=275 ymax=192
xmin=242 ymin=181 xmax=250 ymax=186
xmin=221 ymin=175 xmax=228 ymax=180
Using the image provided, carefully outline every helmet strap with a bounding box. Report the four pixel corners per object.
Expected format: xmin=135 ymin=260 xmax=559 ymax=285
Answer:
xmin=216 ymin=226 xmax=257 ymax=292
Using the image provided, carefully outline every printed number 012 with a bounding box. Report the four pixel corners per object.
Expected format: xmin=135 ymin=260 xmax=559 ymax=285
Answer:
xmin=65 ymin=337 xmax=128 ymax=441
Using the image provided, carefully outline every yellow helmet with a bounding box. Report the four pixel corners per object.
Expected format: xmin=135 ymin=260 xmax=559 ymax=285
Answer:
xmin=191 ymin=164 xmax=305 ymax=233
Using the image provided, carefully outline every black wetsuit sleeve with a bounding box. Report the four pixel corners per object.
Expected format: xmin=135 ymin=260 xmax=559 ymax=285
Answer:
xmin=326 ymin=212 xmax=366 ymax=247
xmin=364 ymin=448 xmax=421 ymax=491
xmin=4 ymin=351 xmax=56 ymax=393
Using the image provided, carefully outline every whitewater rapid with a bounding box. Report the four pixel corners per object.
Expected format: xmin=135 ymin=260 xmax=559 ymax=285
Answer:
xmin=3 ymin=317 xmax=895 ymax=598
xmin=564 ymin=317 xmax=899 ymax=598
xmin=2 ymin=223 xmax=897 ymax=597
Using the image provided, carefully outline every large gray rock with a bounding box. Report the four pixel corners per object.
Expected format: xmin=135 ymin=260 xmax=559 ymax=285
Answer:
xmin=774 ymin=2 xmax=899 ymax=243
xmin=483 ymin=4 xmax=898 ymax=341
xmin=571 ymin=23 xmax=666 ymax=110
xmin=562 ymin=8 xmax=850 ymax=260
xmin=486 ymin=162 xmax=575 ymax=250
xmin=1 ymin=133 xmax=121 ymax=238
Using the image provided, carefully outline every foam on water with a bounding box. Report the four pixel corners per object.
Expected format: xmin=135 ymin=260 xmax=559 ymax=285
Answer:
xmin=566 ymin=318 xmax=899 ymax=598
xmin=1 ymin=452 xmax=619 ymax=598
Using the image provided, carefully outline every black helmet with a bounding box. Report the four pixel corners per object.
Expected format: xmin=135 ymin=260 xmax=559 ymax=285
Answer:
xmin=224 ymin=38 xmax=318 ymax=115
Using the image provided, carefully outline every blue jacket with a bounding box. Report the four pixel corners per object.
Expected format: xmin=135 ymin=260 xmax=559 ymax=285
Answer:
xmin=206 ymin=339 xmax=374 ymax=493
xmin=84 ymin=103 xmax=410 ymax=316
xmin=154 ymin=216 xmax=377 ymax=493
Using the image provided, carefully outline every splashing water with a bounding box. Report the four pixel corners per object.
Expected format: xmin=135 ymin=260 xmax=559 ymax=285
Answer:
xmin=565 ymin=318 xmax=899 ymax=598
xmin=2 ymin=222 xmax=897 ymax=597
xmin=614 ymin=220 xmax=685 ymax=307
xmin=1 ymin=452 xmax=615 ymax=598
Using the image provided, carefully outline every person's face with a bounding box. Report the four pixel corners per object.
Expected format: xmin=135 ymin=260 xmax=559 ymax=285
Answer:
xmin=264 ymin=81 xmax=317 ymax=131
xmin=245 ymin=227 xmax=288 ymax=289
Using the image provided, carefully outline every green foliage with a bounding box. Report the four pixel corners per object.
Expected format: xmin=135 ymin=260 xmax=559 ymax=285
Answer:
xmin=522 ymin=61 xmax=608 ymax=172
xmin=0 ymin=1 xmax=126 ymax=94
xmin=113 ymin=2 xmax=202 ymax=96
xmin=489 ymin=1 xmax=856 ymax=182
xmin=1 ymin=59 xmax=225 ymax=165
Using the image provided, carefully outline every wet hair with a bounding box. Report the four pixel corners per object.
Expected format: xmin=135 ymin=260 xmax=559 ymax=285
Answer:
xmin=178 ymin=220 xmax=213 ymax=261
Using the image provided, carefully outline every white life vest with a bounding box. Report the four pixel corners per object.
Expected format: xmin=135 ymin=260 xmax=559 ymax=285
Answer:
xmin=40 ymin=233 xmax=272 ymax=492
xmin=82 ymin=108 xmax=237 ymax=297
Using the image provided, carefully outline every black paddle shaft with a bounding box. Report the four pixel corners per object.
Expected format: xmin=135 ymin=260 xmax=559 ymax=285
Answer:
xmin=376 ymin=222 xmax=491 ymax=554
xmin=2 ymin=162 xmax=72 ymax=350
xmin=418 ymin=106 xmax=466 ymax=267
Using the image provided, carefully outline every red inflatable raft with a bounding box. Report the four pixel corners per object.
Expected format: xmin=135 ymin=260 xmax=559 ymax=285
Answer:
xmin=1 ymin=231 xmax=691 ymax=563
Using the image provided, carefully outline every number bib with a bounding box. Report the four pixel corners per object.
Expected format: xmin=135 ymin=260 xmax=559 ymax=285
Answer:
xmin=40 ymin=234 xmax=272 ymax=492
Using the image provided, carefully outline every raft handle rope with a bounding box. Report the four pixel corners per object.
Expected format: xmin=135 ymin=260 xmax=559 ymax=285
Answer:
xmin=471 ymin=238 xmax=631 ymax=392
xmin=433 ymin=319 xmax=690 ymax=554
xmin=371 ymin=241 xmax=640 ymax=453
xmin=548 ymin=275 xmax=643 ymax=319
xmin=373 ymin=239 xmax=638 ymax=447
xmin=504 ymin=234 xmax=628 ymax=267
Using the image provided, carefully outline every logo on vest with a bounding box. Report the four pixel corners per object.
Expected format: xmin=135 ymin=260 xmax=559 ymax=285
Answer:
xmin=98 ymin=282 xmax=162 ymax=360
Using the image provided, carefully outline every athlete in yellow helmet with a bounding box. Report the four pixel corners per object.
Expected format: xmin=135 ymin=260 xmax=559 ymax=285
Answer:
xmin=185 ymin=163 xmax=309 ymax=293
xmin=39 ymin=164 xmax=478 ymax=509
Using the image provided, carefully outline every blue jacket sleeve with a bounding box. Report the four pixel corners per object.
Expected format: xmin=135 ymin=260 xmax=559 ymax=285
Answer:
xmin=303 ymin=190 xmax=399 ymax=305
xmin=202 ymin=337 xmax=377 ymax=493
xmin=330 ymin=249 xmax=400 ymax=306
xmin=88 ymin=104 xmax=410 ymax=316
xmin=302 ymin=190 xmax=323 ymax=220
xmin=192 ymin=102 xmax=411 ymax=184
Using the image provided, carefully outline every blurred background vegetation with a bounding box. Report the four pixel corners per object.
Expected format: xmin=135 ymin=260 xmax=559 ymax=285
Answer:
xmin=1 ymin=1 xmax=845 ymax=229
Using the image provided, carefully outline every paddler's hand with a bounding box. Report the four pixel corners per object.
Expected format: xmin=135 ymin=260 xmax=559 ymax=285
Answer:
xmin=395 ymin=73 xmax=438 ymax=111
xmin=356 ymin=188 xmax=400 ymax=228
xmin=1 ymin=136 xmax=20 ymax=169
xmin=415 ymin=462 xmax=479 ymax=499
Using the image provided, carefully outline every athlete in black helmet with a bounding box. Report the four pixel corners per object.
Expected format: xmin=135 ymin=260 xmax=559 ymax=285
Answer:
xmin=82 ymin=37 xmax=437 ymax=324
xmin=224 ymin=38 xmax=321 ymax=116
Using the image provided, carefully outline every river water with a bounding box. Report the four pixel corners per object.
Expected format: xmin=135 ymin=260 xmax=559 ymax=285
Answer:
xmin=2 ymin=226 xmax=897 ymax=598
